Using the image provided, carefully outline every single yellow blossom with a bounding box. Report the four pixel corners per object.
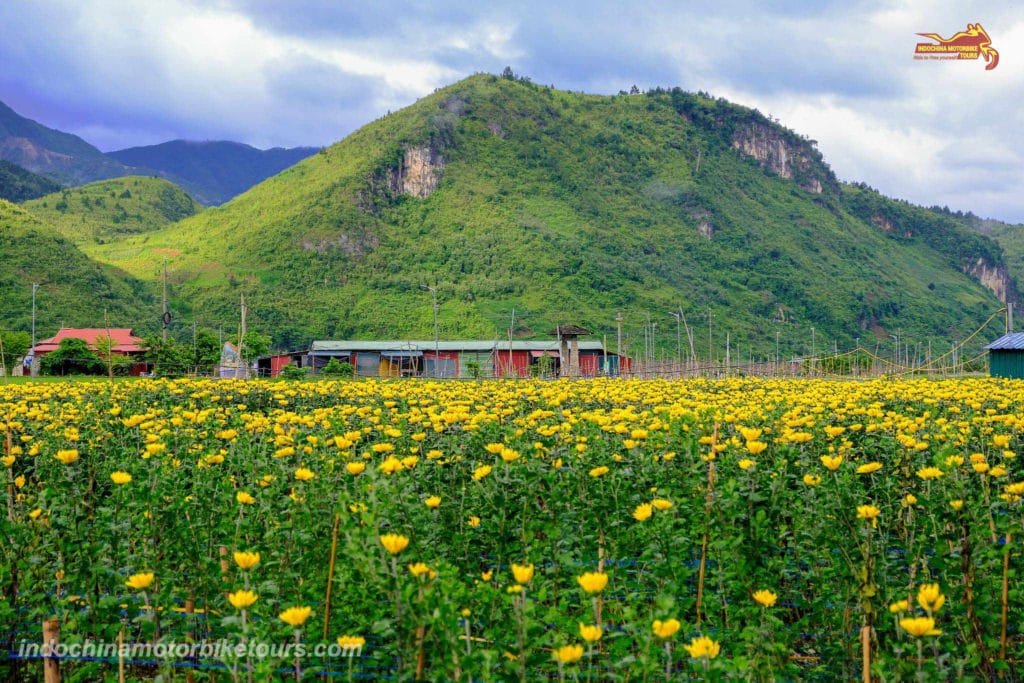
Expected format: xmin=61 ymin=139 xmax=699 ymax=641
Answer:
xmin=683 ymin=635 xmax=720 ymax=659
xmin=279 ymin=606 xmax=313 ymax=627
xmin=125 ymin=573 xmax=154 ymax=590
xmin=552 ymin=644 xmax=584 ymax=664
xmin=379 ymin=533 xmax=410 ymax=555
xmin=228 ymin=590 xmax=258 ymax=609
xmin=511 ymin=563 xmax=534 ymax=584
xmin=652 ymin=618 xmax=681 ymax=639
xmin=576 ymin=572 xmax=608 ymax=594
xmin=753 ymin=589 xmax=778 ymax=607
xmin=234 ymin=551 xmax=260 ymax=570
xmin=900 ymin=616 xmax=941 ymax=637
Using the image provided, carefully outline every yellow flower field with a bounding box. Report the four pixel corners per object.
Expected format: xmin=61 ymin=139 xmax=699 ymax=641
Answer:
xmin=1 ymin=377 xmax=1023 ymax=680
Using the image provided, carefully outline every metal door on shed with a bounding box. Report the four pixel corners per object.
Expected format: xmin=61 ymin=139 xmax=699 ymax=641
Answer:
xmin=355 ymin=352 xmax=380 ymax=377
xmin=459 ymin=352 xmax=493 ymax=378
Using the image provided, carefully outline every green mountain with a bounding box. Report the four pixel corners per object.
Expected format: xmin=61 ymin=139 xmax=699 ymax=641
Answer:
xmin=78 ymin=75 xmax=1015 ymax=355
xmin=0 ymin=160 xmax=61 ymax=202
xmin=0 ymin=199 xmax=156 ymax=335
xmin=0 ymin=99 xmax=128 ymax=185
xmin=24 ymin=176 xmax=201 ymax=245
xmin=938 ymin=209 xmax=1024 ymax=302
xmin=979 ymin=223 xmax=1024 ymax=300
xmin=108 ymin=140 xmax=318 ymax=206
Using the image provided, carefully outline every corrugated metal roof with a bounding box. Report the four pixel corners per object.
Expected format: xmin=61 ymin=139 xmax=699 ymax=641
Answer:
xmin=495 ymin=340 xmax=606 ymax=351
xmin=986 ymin=332 xmax=1024 ymax=350
xmin=309 ymin=340 xmax=610 ymax=353
xmin=311 ymin=340 xmax=496 ymax=352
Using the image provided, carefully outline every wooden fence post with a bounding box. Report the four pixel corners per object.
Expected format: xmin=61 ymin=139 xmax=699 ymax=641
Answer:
xmin=43 ymin=618 xmax=60 ymax=683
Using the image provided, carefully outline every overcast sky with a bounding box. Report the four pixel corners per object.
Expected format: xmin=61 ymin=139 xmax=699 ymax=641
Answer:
xmin=1 ymin=1 xmax=1021 ymax=221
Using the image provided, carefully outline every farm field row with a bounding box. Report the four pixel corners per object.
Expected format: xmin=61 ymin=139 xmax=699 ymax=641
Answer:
xmin=2 ymin=377 xmax=1023 ymax=680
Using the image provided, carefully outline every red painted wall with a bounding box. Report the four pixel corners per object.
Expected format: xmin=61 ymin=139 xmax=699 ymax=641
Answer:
xmin=494 ymin=350 xmax=531 ymax=377
xmin=424 ymin=351 xmax=459 ymax=376
xmin=269 ymin=355 xmax=292 ymax=377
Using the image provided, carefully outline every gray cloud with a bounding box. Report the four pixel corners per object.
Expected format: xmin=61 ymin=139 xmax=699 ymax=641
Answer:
xmin=0 ymin=0 xmax=1020 ymax=221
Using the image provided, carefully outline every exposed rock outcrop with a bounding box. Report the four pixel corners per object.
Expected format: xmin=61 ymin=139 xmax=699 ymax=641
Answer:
xmin=389 ymin=146 xmax=443 ymax=198
xmin=965 ymin=258 xmax=1013 ymax=303
xmin=731 ymin=123 xmax=829 ymax=194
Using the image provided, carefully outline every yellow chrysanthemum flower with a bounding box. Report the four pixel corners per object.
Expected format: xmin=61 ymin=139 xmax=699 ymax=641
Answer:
xmin=234 ymin=551 xmax=260 ymax=570
xmin=900 ymin=616 xmax=941 ymax=637
xmin=228 ymin=590 xmax=258 ymax=609
xmin=552 ymin=644 xmax=584 ymax=664
xmin=633 ymin=503 xmax=653 ymax=521
xmin=683 ymin=635 xmax=720 ymax=659
xmin=576 ymin=572 xmax=608 ymax=594
xmin=511 ymin=563 xmax=534 ymax=584
xmin=125 ymin=573 xmax=154 ymax=590
xmin=279 ymin=606 xmax=313 ymax=627
xmin=379 ymin=533 xmax=410 ymax=555
xmin=917 ymin=583 xmax=945 ymax=614
xmin=652 ymin=618 xmax=681 ymax=639
xmin=820 ymin=455 xmax=842 ymax=471
xmin=578 ymin=623 xmax=602 ymax=642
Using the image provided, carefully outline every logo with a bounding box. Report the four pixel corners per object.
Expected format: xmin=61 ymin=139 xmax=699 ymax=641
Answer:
xmin=914 ymin=23 xmax=998 ymax=70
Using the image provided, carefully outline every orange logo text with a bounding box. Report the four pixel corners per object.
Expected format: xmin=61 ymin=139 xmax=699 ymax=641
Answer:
xmin=914 ymin=23 xmax=998 ymax=70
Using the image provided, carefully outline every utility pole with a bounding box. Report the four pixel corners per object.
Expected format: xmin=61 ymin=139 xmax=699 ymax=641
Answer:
xmin=1008 ymin=302 xmax=1014 ymax=333
xmin=651 ymin=321 xmax=657 ymax=367
xmin=679 ymin=307 xmax=696 ymax=365
xmin=615 ymin=311 xmax=623 ymax=360
xmin=707 ymin=308 xmax=713 ymax=367
xmin=31 ymin=283 xmax=39 ymax=377
xmin=643 ymin=323 xmax=649 ymax=371
xmin=670 ymin=311 xmax=682 ymax=367
xmin=161 ymin=259 xmax=169 ymax=342
xmin=238 ymin=293 xmax=247 ymax=379
xmin=420 ymin=285 xmax=439 ymax=377
xmin=508 ymin=308 xmax=515 ymax=377
xmin=645 ymin=313 xmax=652 ymax=366
xmin=726 ymin=331 xmax=730 ymax=374
xmin=104 ymin=308 xmax=113 ymax=380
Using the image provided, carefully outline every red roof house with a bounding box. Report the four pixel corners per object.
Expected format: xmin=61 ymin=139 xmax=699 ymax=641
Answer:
xmin=33 ymin=328 xmax=147 ymax=355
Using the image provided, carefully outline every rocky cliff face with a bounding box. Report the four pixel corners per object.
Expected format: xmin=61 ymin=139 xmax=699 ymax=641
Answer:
xmin=965 ymin=258 xmax=1014 ymax=303
xmin=731 ymin=123 xmax=827 ymax=193
xmin=389 ymin=146 xmax=443 ymax=198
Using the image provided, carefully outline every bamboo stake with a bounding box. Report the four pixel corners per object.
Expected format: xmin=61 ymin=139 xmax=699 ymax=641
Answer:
xmin=597 ymin=526 xmax=605 ymax=627
xmin=695 ymin=423 xmax=718 ymax=627
xmin=43 ymin=618 xmax=60 ymax=683
xmin=860 ymin=625 xmax=871 ymax=683
xmin=5 ymin=430 xmax=14 ymax=522
xmin=118 ymin=627 xmax=125 ymax=683
xmin=1000 ymin=533 xmax=1012 ymax=676
xmin=323 ymin=513 xmax=341 ymax=641
xmin=185 ymin=594 xmax=196 ymax=683
xmin=415 ymin=625 xmax=427 ymax=680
